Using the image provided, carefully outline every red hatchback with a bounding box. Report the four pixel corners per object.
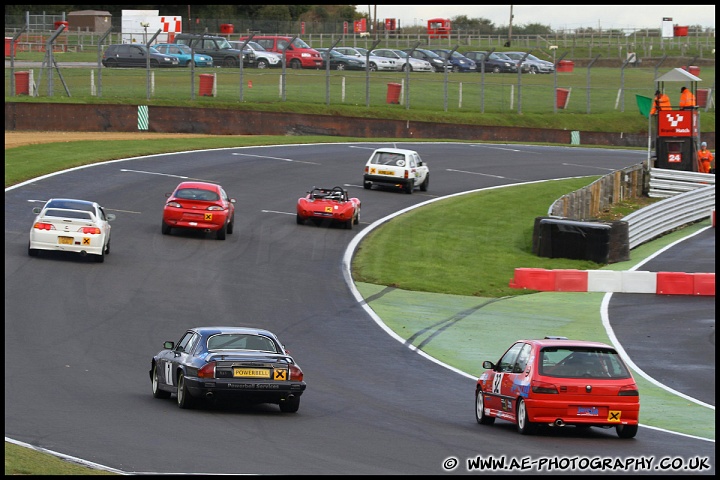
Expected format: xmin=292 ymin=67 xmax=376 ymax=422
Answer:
xmin=162 ymin=181 xmax=236 ymax=240
xmin=475 ymin=337 xmax=640 ymax=438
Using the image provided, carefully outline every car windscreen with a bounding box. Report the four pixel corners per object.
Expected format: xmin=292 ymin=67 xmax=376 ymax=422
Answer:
xmin=215 ymin=38 xmax=233 ymax=49
xmin=422 ymin=50 xmax=442 ymax=58
xmin=371 ymin=152 xmax=407 ymax=166
xmin=292 ymin=38 xmax=312 ymax=49
xmin=207 ymin=334 xmax=278 ymax=353
xmin=174 ymin=188 xmax=220 ymax=201
xmin=46 ymin=200 xmax=94 ymax=211
xmin=539 ymin=347 xmax=632 ymax=379
xmin=44 ymin=209 xmax=93 ymax=220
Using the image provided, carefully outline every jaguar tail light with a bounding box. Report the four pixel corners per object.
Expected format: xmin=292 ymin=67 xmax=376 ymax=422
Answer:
xmin=198 ymin=362 xmax=216 ymax=378
xmin=79 ymin=227 xmax=102 ymax=234
xmin=404 ymin=170 xmax=409 ymax=179
xmin=33 ymin=222 xmax=55 ymax=231
xmin=289 ymin=364 xmax=304 ymax=381
xmin=206 ymin=205 xmax=224 ymax=211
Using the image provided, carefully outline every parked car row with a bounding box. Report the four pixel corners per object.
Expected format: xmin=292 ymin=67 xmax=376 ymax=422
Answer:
xmin=101 ymin=44 xmax=181 ymax=68
xmin=101 ymin=34 xmax=554 ymax=75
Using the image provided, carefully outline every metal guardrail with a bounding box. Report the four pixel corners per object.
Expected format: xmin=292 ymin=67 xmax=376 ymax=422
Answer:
xmin=625 ymin=169 xmax=715 ymax=249
xmin=549 ymin=166 xmax=715 ymax=251
xmin=648 ymin=167 xmax=716 ymax=197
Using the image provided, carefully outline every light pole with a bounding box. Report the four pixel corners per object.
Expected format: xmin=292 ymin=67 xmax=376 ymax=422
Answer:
xmin=141 ymin=22 xmax=149 ymax=44
xmin=141 ymin=22 xmax=150 ymax=100
xmin=550 ymin=45 xmax=558 ymax=65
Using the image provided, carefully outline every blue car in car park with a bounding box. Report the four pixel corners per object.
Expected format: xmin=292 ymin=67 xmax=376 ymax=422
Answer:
xmin=154 ymin=43 xmax=214 ymax=67
xmin=430 ymin=49 xmax=477 ymax=72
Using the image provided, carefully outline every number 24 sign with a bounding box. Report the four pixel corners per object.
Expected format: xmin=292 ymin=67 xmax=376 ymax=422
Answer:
xmin=668 ymin=153 xmax=682 ymax=163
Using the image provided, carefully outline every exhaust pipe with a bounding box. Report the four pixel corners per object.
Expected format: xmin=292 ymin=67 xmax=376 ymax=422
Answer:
xmin=554 ymin=419 xmax=565 ymax=427
xmin=80 ymin=250 xmax=87 ymax=256
xmin=206 ymin=392 xmax=214 ymax=399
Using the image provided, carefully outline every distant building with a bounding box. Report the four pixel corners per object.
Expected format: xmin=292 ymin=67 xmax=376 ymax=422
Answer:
xmin=68 ymin=10 xmax=112 ymax=32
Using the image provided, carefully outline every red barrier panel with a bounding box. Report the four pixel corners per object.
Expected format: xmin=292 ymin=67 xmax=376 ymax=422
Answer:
xmin=508 ymin=268 xmax=556 ymax=291
xmin=14 ymin=71 xmax=30 ymax=95
xmin=554 ymin=269 xmax=588 ymax=292
xmin=556 ymin=88 xmax=570 ymax=109
xmin=656 ymin=272 xmax=694 ymax=295
xmin=386 ymin=83 xmax=401 ymax=104
xmin=696 ymin=89 xmax=711 ymax=108
xmin=199 ymin=74 xmax=214 ymax=97
xmin=693 ymin=273 xmax=716 ymax=296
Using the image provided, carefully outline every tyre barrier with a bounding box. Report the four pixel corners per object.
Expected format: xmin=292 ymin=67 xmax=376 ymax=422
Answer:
xmin=508 ymin=268 xmax=715 ymax=296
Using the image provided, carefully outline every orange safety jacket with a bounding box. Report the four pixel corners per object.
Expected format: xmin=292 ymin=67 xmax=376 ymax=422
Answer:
xmin=697 ymin=148 xmax=713 ymax=173
xmin=650 ymin=94 xmax=671 ymax=115
xmin=679 ymin=89 xmax=696 ymax=108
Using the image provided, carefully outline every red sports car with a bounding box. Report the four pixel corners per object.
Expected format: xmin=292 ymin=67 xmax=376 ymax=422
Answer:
xmin=296 ymin=186 xmax=361 ymax=229
xmin=475 ymin=337 xmax=640 ymax=438
xmin=162 ymin=181 xmax=236 ymax=240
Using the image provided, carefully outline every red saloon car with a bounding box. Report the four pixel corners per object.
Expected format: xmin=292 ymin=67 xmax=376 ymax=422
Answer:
xmin=296 ymin=186 xmax=361 ymax=229
xmin=162 ymin=181 xmax=236 ymax=240
xmin=475 ymin=337 xmax=639 ymax=438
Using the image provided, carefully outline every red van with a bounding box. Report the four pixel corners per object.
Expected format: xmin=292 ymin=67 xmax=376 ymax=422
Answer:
xmin=240 ymin=35 xmax=323 ymax=69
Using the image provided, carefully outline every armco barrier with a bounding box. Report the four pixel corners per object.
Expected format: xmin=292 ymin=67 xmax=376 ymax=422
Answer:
xmin=509 ymin=269 xmax=714 ymax=296
xmin=656 ymin=272 xmax=694 ymax=295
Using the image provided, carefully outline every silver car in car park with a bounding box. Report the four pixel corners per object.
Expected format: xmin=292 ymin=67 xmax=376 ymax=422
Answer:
xmin=370 ymin=48 xmax=434 ymax=72
xmin=335 ymin=46 xmax=399 ymax=71
xmin=503 ymin=52 xmax=554 ymax=74
xmin=229 ymin=40 xmax=282 ymax=69
xmin=403 ymin=48 xmax=448 ymax=72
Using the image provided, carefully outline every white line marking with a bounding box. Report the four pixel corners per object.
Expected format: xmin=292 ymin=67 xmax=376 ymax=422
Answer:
xmin=562 ymin=162 xmax=617 ymax=171
xmin=231 ymin=153 xmax=320 ymax=165
xmin=262 ymin=210 xmax=294 ymax=215
xmin=120 ymin=169 xmax=189 ymax=178
xmin=446 ymin=168 xmax=507 ymax=179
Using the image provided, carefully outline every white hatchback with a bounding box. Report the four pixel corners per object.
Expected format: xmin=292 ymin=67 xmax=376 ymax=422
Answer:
xmin=28 ymin=198 xmax=115 ymax=262
xmin=363 ymin=148 xmax=429 ymax=194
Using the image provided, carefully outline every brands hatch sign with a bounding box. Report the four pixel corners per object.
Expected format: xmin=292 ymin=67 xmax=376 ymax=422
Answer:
xmin=658 ymin=110 xmax=697 ymax=137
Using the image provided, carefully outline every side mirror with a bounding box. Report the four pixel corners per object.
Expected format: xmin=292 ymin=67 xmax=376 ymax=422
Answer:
xmin=164 ymin=341 xmax=174 ymax=349
xmin=32 ymin=206 xmax=42 ymax=214
xmin=165 ymin=192 xmax=171 ymax=198
xmin=106 ymin=213 xmax=116 ymax=221
xmin=482 ymin=360 xmax=495 ymax=370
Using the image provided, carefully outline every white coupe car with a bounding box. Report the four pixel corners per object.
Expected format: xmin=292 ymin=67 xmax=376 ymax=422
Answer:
xmin=28 ymin=198 xmax=115 ymax=262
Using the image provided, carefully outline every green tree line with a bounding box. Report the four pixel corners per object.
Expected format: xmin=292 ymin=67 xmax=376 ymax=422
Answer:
xmin=5 ymin=5 xmax=556 ymax=35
